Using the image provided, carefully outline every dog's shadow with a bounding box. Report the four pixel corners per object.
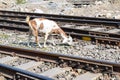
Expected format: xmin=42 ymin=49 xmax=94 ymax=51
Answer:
xmin=12 ymin=41 xmax=38 ymax=47
xmin=12 ymin=41 xmax=71 ymax=48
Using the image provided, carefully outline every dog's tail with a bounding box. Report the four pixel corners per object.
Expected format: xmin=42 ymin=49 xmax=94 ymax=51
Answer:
xmin=26 ymin=16 xmax=30 ymax=23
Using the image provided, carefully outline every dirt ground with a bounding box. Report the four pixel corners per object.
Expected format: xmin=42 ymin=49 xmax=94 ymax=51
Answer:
xmin=0 ymin=0 xmax=120 ymax=18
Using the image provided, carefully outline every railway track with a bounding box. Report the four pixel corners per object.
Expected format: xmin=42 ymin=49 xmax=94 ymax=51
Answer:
xmin=1 ymin=10 xmax=120 ymax=23
xmin=0 ymin=10 xmax=120 ymax=47
xmin=0 ymin=44 xmax=120 ymax=80
xmin=0 ymin=10 xmax=120 ymax=79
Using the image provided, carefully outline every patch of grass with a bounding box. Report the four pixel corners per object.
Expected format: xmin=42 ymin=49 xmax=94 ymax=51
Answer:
xmin=16 ymin=0 xmax=26 ymax=4
xmin=40 ymin=47 xmax=49 ymax=51
xmin=0 ymin=34 xmax=9 ymax=39
xmin=0 ymin=41 xmax=2 ymax=44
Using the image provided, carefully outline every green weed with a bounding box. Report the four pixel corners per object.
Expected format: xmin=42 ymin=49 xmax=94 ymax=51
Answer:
xmin=16 ymin=0 xmax=26 ymax=4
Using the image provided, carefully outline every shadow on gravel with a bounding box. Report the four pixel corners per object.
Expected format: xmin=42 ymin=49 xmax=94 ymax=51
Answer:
xmin=12 ymin=41 xmax=38 ymax=47
xmin=12 ymin=41 xmax=71 ymax=48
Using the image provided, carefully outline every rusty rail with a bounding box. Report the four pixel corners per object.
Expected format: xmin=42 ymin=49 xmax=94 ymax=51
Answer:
xmin=0 ymin=44 xmax=120 ymax=73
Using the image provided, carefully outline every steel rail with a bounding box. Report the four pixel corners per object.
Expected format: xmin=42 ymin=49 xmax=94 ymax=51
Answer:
xmin=0 ymin=10 xmax=120 ymax=23
xmin=0 ymin=19 xmax=120 ymax=38
xmin=0 ymin=23 xmax=120 ymax=47
xmin=0 ymin=44 xmax=120 ymax=73
xmin=0 ymin=63 xmax=53 ymax=80
xmin=0 ymin=18 xmax=119 ymax=39
xmin=0 ymin=10 xmax=119 ymax=46
xmin=0 ymin=22 xmax=119 ymax=46
xmin=0 ymin=14 xmax=120 ymax=28
xmin=0 ymin=17 xmax=119 ymax=46
xmin=0 ymin=11 xmax=120 ymax=38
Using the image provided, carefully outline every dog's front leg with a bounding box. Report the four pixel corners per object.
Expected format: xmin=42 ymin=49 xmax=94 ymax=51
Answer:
xmin=35 ymin=35 xmax=42 ymax=48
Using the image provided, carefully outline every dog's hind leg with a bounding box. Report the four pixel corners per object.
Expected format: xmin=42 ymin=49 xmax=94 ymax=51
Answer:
xmin=28 ymin=30 xmax=32 ymax=47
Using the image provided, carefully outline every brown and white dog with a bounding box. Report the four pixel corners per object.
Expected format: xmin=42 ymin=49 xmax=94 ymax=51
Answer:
xmin=26 ymin=16 xmax=73 ymax=47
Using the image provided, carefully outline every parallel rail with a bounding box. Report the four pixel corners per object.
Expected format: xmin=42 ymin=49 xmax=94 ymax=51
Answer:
xmin=1 ymin=10 xmax=120 ymax=23
xmin=0 ymin=13 xmax=120 ymax=29
xmin=0 ymin=63 xmax=53 ymax=80
xmin=0 ymin=10 xmax=119 ymax=46
xmin=0 ymin=19 xmax=119 ymax=46
xmin=0 ymin=44 xmax=120 ymax=80
xmin=0 ymin=10 xmax=120 ymax=79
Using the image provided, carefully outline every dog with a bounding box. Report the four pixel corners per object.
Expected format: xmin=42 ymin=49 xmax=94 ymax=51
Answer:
xmin=26 ymin=16 xmax=73 ymax=47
